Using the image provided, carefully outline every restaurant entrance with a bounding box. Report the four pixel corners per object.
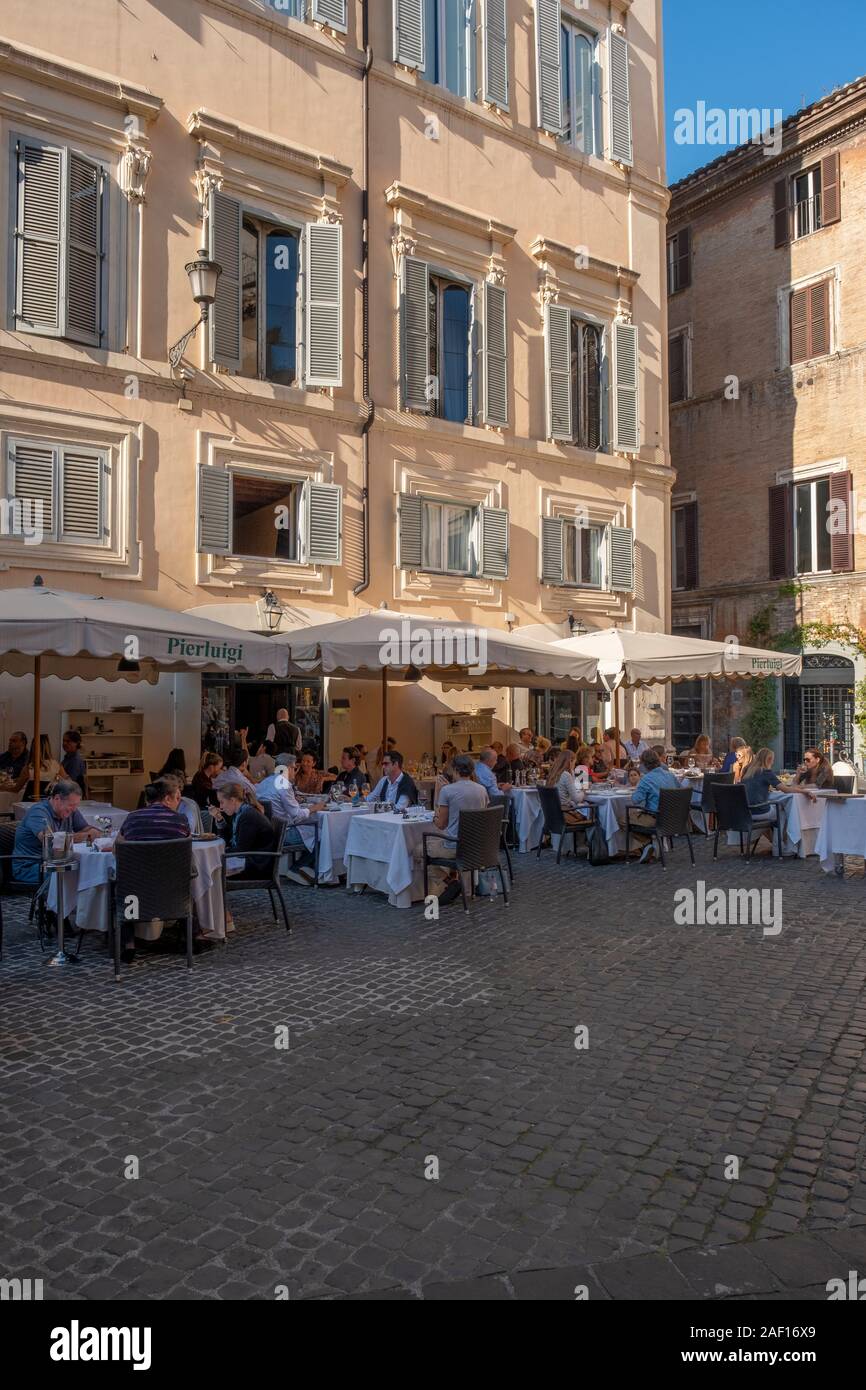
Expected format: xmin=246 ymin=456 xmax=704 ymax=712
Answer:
xmin=531 ymin=689 xmax=604 ymax=747
xmin=201 ymin=675 xmax=324 ymax=762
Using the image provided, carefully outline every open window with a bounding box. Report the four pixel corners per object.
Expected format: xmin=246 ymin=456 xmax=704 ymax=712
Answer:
xmin=197 ymin=466 xmax=342 ymax=566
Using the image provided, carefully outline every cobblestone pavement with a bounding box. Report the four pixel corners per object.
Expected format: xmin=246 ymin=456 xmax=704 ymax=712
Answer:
xmin=1 ymin=840 xmax=866 ymax=1301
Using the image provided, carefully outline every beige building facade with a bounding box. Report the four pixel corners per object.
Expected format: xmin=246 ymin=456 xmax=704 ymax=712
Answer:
xmin=0 ymin=0 xmax=671 ymax=796
xmin=668 ymin=76 xmax=866 ymax=765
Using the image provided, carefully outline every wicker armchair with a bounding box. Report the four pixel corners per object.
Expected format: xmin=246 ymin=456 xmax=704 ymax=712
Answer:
xmin=111 ymin=837 xmax=194 ymax=980
xmin=422 ymin=806 xmax=507 ymax=913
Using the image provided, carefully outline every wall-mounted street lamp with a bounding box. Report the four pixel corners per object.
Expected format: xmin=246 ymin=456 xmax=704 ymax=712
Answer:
xmin=567 ymin=612 xmax=585 ymax=637
xmin=256 ymin=589 xmax=285 ymax=634
xmin=168 ymin=249 xmax=222 ymax=370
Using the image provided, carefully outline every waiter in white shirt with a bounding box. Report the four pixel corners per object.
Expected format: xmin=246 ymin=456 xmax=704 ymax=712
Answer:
xmin=623 ymin=728 xmax=650 ymax=762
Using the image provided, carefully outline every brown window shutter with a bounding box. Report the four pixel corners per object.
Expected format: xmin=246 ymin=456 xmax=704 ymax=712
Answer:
xmin=774 ymin=177 xmax=791 ymax=247
xmin=821 ymin=151 xmax=841 ymax=226
xmin=769 ymin=483 xmax=793 ymax=578
xmin=790 ymin=287 xmax=809 ymax=363
xmin=669 ymin=333 xmax=686 ymax=403
xmin=809 ymin=279 xmax=831 ymax=357
xmin=677 ymin=227 xmax=692 ymax=290
xmin=683 ymin=500 xmax=698 ymax=590
xmin=830 ymin=470 xmax=854 ymax=572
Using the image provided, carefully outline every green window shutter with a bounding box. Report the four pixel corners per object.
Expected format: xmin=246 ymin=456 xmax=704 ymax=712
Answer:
xmin=305 ymin=221 xmax=342 ymax=387
xmin=398 ymin=492 xmax=423 ymax=568
xmin=482 ymin=281 xmax=508 ymax=427
xmin=478 ymin=505 xmax=509 ymax=579
xmin=535 ymin=0 xmax=562 ymax=134
xmin=394 ymin=0 xmax=424 ymax=68
xmin=483 ymin=0 xmax=509 ymax=109
xmin=9 ymin=440 xmax=56 ymax=537
xmin=546 ymin=303 xmax=572 ymax=441
xmin=60 ymin=447 xmax=103 ymax=541
xmin=197 ymin=466 xmax=232 ymax=555
xmin=305 ymin=481 xmax=342 ymax=565
xmin=613 ymin=320 xmax=639 ymax=452
xmin=208 ymin=188 xmax=243 ymax=371
xmin=541 ymin=515 xmax=565 ymax=584
xmin=608 ymin=524 xmax=634 ymax=592
xmin=311 ymin=0 xmax=347 ymax=32
xmin=15 ymin=140 xmax=63 ymax=336
xmin=609 ymin=31 xmax=633 ymax=166
xmin=401 ymin=257 xmax=430 ymax=411
xmin=65 ymin=154 xmax=104 ymax=346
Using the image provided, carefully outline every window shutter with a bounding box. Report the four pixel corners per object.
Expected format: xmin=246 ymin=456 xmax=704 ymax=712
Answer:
xmin=608 ymin=31 xmax=633 ymax=165
xmin=394 ymin=0 xmax=424 ymax=68
xmin=669 ymin=333 xmax=686 ymax=404
xmin=197 ymin=466 xmax=232 ymax=555
xmin=483 ymin=0 xmax=509 ymax=109
xmin=789 ymin=287 xmax=809 ymax=363
xmin=535 ymin=0 xmax=562 ymax=135
xmin=821 ymin=151 xmax=841 ymax=226
xmin=311 ymin=0 xmax=347 ymax=33
xmin=545 ymin=303 xmax=572 ymax=441
xmin=809 ymin=279 xmax=830 ymax=358
xmin=15 ymin=140 xmax=63 ymax=335
xmin=773 ymin=177 xmax=791 ymax=248
xmin=768 ymin=483 xmax=793 ymax=579
xmin=208 ymin=188 xmax=242 ymax=371
xmin=305 ymin=480 xmax=342 ymax=564
xmin=613 ymin=321 xmax=640 ymax=452
xmin=482 ymin=281 xmax=508 ymax=427
xmin=398 ymin=492 xmax=423 ymax=568
xmin=401 ymin=256 xmax=430 ymax=411
xmin=830 ymin=470 xmax=854 ymax=573
xmin=478 ymin=505 xmax=509 ymax=579
xmin=676 ymin=226 xmax=691 ymax=291
xmin=305 ymin=221 xmax=342 ymax=387
xmin=60 ymin=448 xmax=103 ymax=541
xmin=682 ymin=500 xmax=698 ymax=590
xmin=10 ymin=441 xmax=55 ymax=535
xmin=65 ymin=154 xmax=103 ymax=346
xmin=541 ymin=515 xmax=565 ymax=584
xmin=608 ymin=525 xmax=634 ymax=592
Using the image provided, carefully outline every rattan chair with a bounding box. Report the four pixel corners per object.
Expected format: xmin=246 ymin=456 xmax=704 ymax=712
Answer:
xmin=422 ymin=806 xmax=507 ymax=913
xmin=626 ymin=787 xmax=696 ymax=868
xmin=0 ymin=822 xmax=46 ymax=960
xmin=111 ymin=837 xmax=194 ymax=980
xmin=487 ymin=792 xmax=514 ymax=882
xmin=535 ymin=785 xmax=594 ymax=864
xmin=712 ymin=783 xmax=782 ymax=860
xmin=224 ymin=816 xmax=291 ymax=930
xmin=694 ymin=772 xmax=734 ymax=835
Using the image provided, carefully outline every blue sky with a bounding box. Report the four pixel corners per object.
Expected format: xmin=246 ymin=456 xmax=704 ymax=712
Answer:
xmin=664 ymin=0 xmax=866 ymax=184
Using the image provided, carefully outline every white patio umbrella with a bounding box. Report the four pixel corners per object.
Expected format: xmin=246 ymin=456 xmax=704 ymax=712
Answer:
xmin=274 ymin=606 xmax=599 ymax=747
xmin=0 ymin=584 xmax=288 ymax=788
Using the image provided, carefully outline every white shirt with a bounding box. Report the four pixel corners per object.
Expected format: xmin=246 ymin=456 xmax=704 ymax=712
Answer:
xmin=214 ymin=767 xmax=258 ymax=799
xmin=369 ymin=774 xmax=409 ymax=809
xmin=255 ymin=772 xmax=309 ymax=826
xmin=624 ymin=739 xmax=650 ymax=762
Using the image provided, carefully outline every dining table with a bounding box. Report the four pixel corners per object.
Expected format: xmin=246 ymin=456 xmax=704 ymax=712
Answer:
xmin=508 ymin=786 xmax=544 ymax=853
xmin=294 ymin=802 xmax=372 ymax=884
xmin=344 ymin=809 xmax=435 ymax=908
xmin=814 ymin=794 xmax=866 ymax=873
xmin=46 ymin=837 xmax=227 ymax=940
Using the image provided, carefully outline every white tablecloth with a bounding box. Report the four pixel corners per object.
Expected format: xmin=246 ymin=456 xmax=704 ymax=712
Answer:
xmin=586 ymin=786 xmax=704 ymax=857
xmin=0 ymin=787 xmax=20 ymax=816
xmin=509 ymin=787 xmax=543 ymax=852
xmin=723 ymin=790 xmax=830 ymax=857
xmin=295 ymin=805 xmax=371 ymax=884
xmin=344 ymin=811 xmax=434 ymax=908
xmin=815 ymin=796 xmax=866 ymax=872
xmin=47 ymin=839 xmax=227 ymax=939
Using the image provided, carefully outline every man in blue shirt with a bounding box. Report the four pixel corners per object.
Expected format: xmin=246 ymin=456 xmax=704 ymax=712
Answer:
xmin=13 ymin=781 xmax=98 ymax=883
xmin=476 ymin=747 xmax=512 ymax=794
xmin=0 ymin=731 xmax=28 ymax=782
xmin=256 ymin=760 xmax=316 ymax=884
xmin=61 ymin=730 xmax=87 ymax=792
xmin=628 ymin=749 xmax=679 ymax=863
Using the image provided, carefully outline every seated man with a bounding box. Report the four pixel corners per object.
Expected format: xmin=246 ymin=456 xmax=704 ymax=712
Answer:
xmin=120 ymin=776 xmax=192 ymax=842
xmin=367 ymin=751 xmax=418 ymax=808
xmin=476 ymin=746 xmax=511 ymax=794
xmin=60 ymin=729 xmax=87 ymax=793
xmin=254 ymin=761 xmax=316 ymax=885
xmin=0 ymin=730 xmax=29 ymax=783
xmin=330 ymin=746 xmax=366 ymax=796
xmin=213 ymin=782 xmax=276 ymax=879
xmin=427 ymin=754 xmax=489 ymax=905
xmin=628 ymin=749 xmax=679 ymax=864
xmin=13 ymin=779 xmax=98 ymax=883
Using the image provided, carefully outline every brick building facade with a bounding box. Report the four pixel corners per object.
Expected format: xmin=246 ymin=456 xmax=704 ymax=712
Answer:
xmin=668 ymin=76 xmax=866 ymax=766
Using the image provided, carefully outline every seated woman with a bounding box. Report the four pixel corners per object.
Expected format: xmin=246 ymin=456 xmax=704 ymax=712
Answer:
xmin=626 ymin=766 xmax=641 ymax=788
xmin=434 ymin=757 xmax=457 ymax=806
xmin=795 ymin=747 xmax=834 ymax=792
xmin=157 ymin=747 xmax=187 ymax=781
xmin=545 ymin=750 xmax=590 ymax=824
xmin=742 ymin=747 xmax=782 ymax=851
xmin=732 ymin=744 xmax=754 ymax=783
xmin=684 ymin=733 xmax=715 ymax=768
xmin=602 ymin=728 xmax=627 ymax=768
xmin=440 ymin=740 xmax=457 ymax=767
xmin=294 ymin=752 xmax=325 ymax=796
xmin=21 ymin=735 xmax=63 ymax=799
xmin=213 ymin=782 xmax=276 ymax=879
xmin=191 ymin=752 xmax=224 ymax=808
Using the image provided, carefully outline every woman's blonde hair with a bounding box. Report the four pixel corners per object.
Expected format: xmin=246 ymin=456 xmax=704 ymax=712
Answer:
xmin=743 ymin=746 xmax=774 ymax=777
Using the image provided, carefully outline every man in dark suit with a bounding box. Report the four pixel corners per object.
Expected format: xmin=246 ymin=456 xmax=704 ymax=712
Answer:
xmin=367 ymin=751 xmax=418 ymax=808
xmin=269 ymin=706 xmax=301 ymax=757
